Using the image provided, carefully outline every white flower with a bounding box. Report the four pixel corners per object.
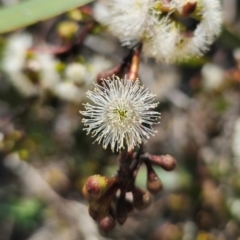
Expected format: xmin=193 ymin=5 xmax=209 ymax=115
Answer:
xmin=80 ymin=75 xmax=160 ymax=152
xmin=2 ymin=33 xmax=61 ymax=97
xmin=201 ymin=63 xmax=224 ymax=91
xmin=143 ymin=0 xmax=222 ymax=62
xmin=86 ymin=56 xmax=113 ymax=84
xmin=2 ymin=32 xmax=32 ymax=72
xmin=94 ymin=0 xmax=159 ymax=46
xmin=65 ymin=63 xmax=87 ymax=85
xmin=94 ymin=0 xmax=222 ymax=63
xmin=54 ymin=81 xmax=84 ymax=103
xmin=36 ymin=53 xmax=61 ymax=89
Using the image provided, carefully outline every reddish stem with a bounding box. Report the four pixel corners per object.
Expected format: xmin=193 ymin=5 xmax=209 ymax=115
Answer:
xmin=127 ymin=44 xmax=142 ymax=81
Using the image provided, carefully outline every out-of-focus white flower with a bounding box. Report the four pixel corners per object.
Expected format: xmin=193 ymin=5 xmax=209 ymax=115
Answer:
xmin=86 ymin=56 xmax=113 ymax=84
xmin=201 ymin=63 xmax=224 ymax=91
xmin=143 ymin=0 xmax=222 ymax=62
xmin=2 ymin=33 xmax=62 ymax=97
xmin=65 ymin=63 xmax=87 ymax=85
xmin=6 ymin=72 xmax=39 ymax=97
xmin=94 ymin=0 xmax=222 ymax=63
xmin=36 ymin=53 xmax=61 ymax=89
xmin=2 ymin=32 xmax=32 ymax=72
xmin=80 ymin=75 xmax=160 ymax=152
xmin=93 ymin=0 xmax=112 ymax=26
xmin=94 ymin=0 xmax=159 ymax=46
xmin=54 ymin=81 xmax=84 ymax=103
xmin=2 ymin=33 xmax=39 ymax=96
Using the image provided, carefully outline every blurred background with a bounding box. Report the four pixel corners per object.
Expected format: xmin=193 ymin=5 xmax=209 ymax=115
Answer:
xmin=1 ymin=0 xmax=240 ymax=239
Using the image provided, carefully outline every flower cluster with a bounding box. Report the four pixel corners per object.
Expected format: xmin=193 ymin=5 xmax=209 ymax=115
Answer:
xmin=94 ymin=0 xmax=222 ymax=63
xmin=80 ymin=75 xmax=160 ymax=152
xmin=2 ymin=33 xmax=112 ymax=102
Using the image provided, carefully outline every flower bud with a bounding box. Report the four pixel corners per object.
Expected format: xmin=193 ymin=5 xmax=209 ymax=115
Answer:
xmin=99 ymin=214 xmax=116 ymax=233
xmin=84 ymin=175 xmax=109 ymax=201
xmin=132 ymin=188 xmax=151 ymax=210
xmin=150 ymin=154 xmax=176 ymax=171
xmin=146 ymin=163 xmax=163 ymax=194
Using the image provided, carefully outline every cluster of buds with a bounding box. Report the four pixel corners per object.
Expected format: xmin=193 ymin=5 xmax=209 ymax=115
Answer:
xmin=82 ymin=148 xmax=176 ymax=232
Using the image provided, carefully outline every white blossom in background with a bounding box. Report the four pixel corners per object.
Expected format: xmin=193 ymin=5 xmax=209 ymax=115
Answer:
xmin=80 ymin=75 xmax=160 ymax=152
xmin=94 ymin=0 xmax=160 ymax=46
xmin=54 ymin=81 xmax=85 ymax=103
xmin=65 ymin=63 xmax=87 ymax=85
xmin=2 ymin=33 xmax=62 ymax=97
xmin=86 ymin=56 xmax=113 ymax=84
xmin=94 ymin=0 xmax=222 ymax=63
xmin=143 ymin=0 xmax=222 ymax=62
xmin=36 ymin=53 xmax=61 ymax=89
xmin=93 ymin=0 xmax=112 ymax=27
xmin=201 ymin=63 xmax=224 ymax=91
xmin=2 ymin=33 xmax=32 ymax=72
xmin=2 ymin=33 xmax=40 ymax=97
xmin=1 ymin=33 xmax=115 ymax=104
xmin=1 ymin=33 xmax=89 ymax=102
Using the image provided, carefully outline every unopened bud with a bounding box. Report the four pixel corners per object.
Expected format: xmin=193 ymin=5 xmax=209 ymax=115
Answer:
xmin=99 ymin=214 xmax=116 ymax=233
xmin=84 ymin=175 xmax=109 ymax=201
xmin=150 ymin=154 xmax=176 ymax=171
xmin=132 ymin=188 xmax=151 ymax=210
xmin=146 ymin=163 xmax=163 ymax=193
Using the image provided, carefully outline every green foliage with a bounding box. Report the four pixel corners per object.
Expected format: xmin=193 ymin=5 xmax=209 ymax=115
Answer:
xmin=0 ymin=199 xmax=44 ymax=230
xmin=0 ymin=0 xmax=94 ymax=33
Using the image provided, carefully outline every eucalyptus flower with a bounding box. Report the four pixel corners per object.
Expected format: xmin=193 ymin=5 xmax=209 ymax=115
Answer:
xmin=80 ymin=76 xmax=160 ymax=152
xmin=94 ymin=0 xmax=222 ymax=63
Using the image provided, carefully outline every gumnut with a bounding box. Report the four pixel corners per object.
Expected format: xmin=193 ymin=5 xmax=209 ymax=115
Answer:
xmin=83 ymin=174 xmax=109 ymax=201
xmin=146 ymin=162 xmax=163 ymax=193
xmin=132 ymin=188 xmax=151 ymax=210
xmin=150 ymin=154 xmax=176 ymax=171
xmin=99 ymin=214 xmax=116 ymax=233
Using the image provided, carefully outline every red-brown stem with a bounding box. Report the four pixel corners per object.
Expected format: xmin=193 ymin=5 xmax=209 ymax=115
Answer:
xmin=97 ymin=49 xmax=134 ymax=84
xmin=97 ymin=66 xmax=121 ymax=85
xmin=127 ymin=44 xmax=142 ymax=81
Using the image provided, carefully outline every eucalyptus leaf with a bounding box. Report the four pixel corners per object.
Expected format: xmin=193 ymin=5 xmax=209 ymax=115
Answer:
xmin=0 ymin=0 xmax=94 ymax=34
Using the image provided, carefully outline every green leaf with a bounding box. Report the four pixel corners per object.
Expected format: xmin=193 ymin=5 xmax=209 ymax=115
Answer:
xmin=0 ymin=0 xmax=94 ymax=34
